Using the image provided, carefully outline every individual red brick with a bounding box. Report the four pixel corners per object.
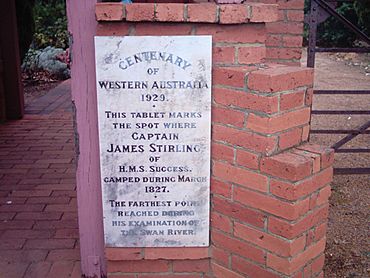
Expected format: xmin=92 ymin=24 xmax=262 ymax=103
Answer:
xmin=0 ymin=249 xmax=48 ymax=263
xmin=304 ymin=264 xmax=313 ymax=277
xmin=234 ymin=186 xmax=309 ymax=220
xmin=267 ymin=237 xmax=326 ymax=275
xmin=267 ymin=47 xmax=302 ymax=60
xmin=0 ymin=238 xmax=26 ymax=249
xmin=261 ymin=151 xmax=312 ymax=181
xmin=249 ymin=3 xmax=279 ymax=23
xmin=306 ymin=229 xmax=315 ymax=247
xmin=135 ymin=23 xmax=192 ymax=36
xmin=27 ymin=197 xmax=70 ymax=204
xmin=54 ymin=228 xmax=79 ymax=239
xmin=213 ymin=66 xmax=249 ymax=88
xmin=0 ymin=204 xmax=45 ymax=212
xmin=213 ymin=47 xmax=235 ymax=64
xmin=47 ymin=261 xmax=75 ymax=278
xmin=210 ymin=178 xmax=232 ymax=198
xmin=196 ymin=24 xmax=266 ymax=43
xmin=24 ymin=239 xmax=75 ymax=250
xmin=144 ymin=247 xmax=208 ymax=260
xmin=314 ymin=222 xmax=327 ymax=241
xmin=211 ymin=262 xmax=244 ymax=278
xmin=213 ymin=87 xmax=279 ymax=114
xmin=212 ymin=106 xmax=245 ymax=128
xmin=287 ymin=10 xmax=304 ymax=21
xmin=247 ymin=107 xmax=311 ymax=134
xmin=1 ymin=229 xmax=54 ymax=239
xmin=312 ymin=253 xmax=325 ymax=275
xmin=302 ymin=125 xmax=310 ymax=141
xmin=33 ymin=219 xmax=78 ymax=230
xmin=268 ymin=205 xmax=329 ymax=239
xmin=126 ymin=3 xmax=155 ymax=21
xmin=234 ymin=222 xmax=306 ymax=257
xmin=219 ymin=5 xmax=249 ymax=24
xmin=277 ymin=0 xmax=304 ymax=9
xmin=309 ymin=191 xmax=319 ymax=210
xmin=62 ymin=212 xmax=78 ymax=220
xmin=238 ymin=47 xmax=266 ymax=64
xmin=267 ymin=22 xmax=304 ymax=35
xmin=211 ymin=211 xmax=232 ymax=233
xmin=270 ymin=168 xmax=333 ymax=200
xmin=187 ymin=3 xmax=217 ymax=23
xmin=212 ymin=230 xmax=265 ymax=264
xmin=305 ymin=88 xmax=314 ymax=105
xmin=0 ymin=220 xmax=33 ymax=230
xmin=297 ymin=143 xmax=334 ymax=169
xmin=46 ymin=248 xmax=80 ymax=261
xmin=280 ymin=90 xmax=305 ymax=111
xmin=212 ymin=124 xmax=277 ymax=155
xmin=316 ymin=186 xmax=331 ymax=206
xmin=292 ymin=150 xmax=320 ymax=174
xmin=106 ymin=247 xmax=142 ymax=261
xmin=36 ymin=184 xmax=75 ymax=191
xmin=212 ymin=142 xmax=234 ymax=164
xmin=248 ymin=65 xmax=313 ymax=93
xmin=156 ymin=4 xmax=184 ymax=22
xmin=51 ymin=190 xmax=76 ymax=198
xmin=282 ymin=35 xmax=303 ymax=47
xmin=108 ymin=260 xmax=169 ymax=273
xmin=173 ymin=259 xmax=210 ymax=273
xmin=44 ymin=204 xmax=76 ymax=212
xmin=232 ymin=255 xmax=279 ymax=278
xmin=71 ymin=262 xmax=81 ymax=278
xmin=279 ymin=128 xmax=302 ymax=150
xmin=213 ymin=161 xmax=268 ymax=192
xmin=212 ymin=196 xmax=265 ymax=228
xmin=211 ymin=246 xmax=229 ymax=266
xmin=10 ymin=190 xmax=52 ymax=197
xmin=138 ymin=275 xmax=201 ymax=278
xmin=96 ymin=3 xmax=124 ymax=21
xmin=0 ymin=197 xmax=27 ymax=204
xmin=25 ymin=262 xmax=52 ymax=278
xmin=266 ymin=34 xmax=282 ymax=47
xmin=236 ymin=149 xmax=259 ymax=170
xmin=215 ymin=0 xmax=244 ymax=3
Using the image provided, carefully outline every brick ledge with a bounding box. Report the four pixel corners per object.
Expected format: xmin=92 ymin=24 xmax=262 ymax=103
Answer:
xmin=96 ymin=2 xmax=278 ymax=24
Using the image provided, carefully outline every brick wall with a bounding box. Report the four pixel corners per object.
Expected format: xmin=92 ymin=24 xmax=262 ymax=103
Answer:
xmin=257 ymin=0 xmax=305 ymax=65
xmin=123 ymin=0 xmax=306 ymax=65
xmin=94 ymin=3 xmax=333 ymax=277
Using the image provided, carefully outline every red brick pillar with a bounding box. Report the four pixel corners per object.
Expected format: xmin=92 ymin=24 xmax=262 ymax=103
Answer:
xmin=211 ymin=64 xmax=334 ymax=278
xmin=95 ymin=2 xmax=334 ymax=277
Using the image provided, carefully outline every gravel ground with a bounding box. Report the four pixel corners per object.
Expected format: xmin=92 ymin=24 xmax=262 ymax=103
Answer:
xmin=302 ymin=51 xmax=370 ymax=278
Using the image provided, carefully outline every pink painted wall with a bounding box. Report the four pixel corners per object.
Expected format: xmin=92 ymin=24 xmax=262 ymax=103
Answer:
xmin=66 ymin=0 xmax=106 ymax=277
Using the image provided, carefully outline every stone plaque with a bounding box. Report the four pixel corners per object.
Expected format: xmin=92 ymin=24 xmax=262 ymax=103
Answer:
xmin=95 ymin=36 xmax=212 ymax=247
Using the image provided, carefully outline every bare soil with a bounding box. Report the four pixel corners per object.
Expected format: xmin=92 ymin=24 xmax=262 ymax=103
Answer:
xmin=302 ymin=51 xmax=370 ymax=278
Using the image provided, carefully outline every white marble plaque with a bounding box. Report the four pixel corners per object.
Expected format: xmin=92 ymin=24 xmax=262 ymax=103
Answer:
xmin=95 ymin=36 xmax=212 ymax=247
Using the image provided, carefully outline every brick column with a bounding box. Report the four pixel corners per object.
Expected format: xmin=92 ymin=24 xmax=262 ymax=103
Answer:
xmin=211 ymin=63 xmax=334 ymax=278
xmin=94 ymin=3 xmax=334 ymax=277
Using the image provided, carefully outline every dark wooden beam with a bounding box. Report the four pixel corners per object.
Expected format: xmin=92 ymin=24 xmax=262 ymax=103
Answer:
xmin=0 ymin=0 xmax=24 ymax=120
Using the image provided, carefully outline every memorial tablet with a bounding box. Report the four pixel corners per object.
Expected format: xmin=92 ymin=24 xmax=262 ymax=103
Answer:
xmin=95 ymin=36 xmax=212 ymax=247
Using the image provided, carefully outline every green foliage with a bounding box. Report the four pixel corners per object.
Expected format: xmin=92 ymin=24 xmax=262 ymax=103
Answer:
xmin=305 ymin=0 xmax=370 ymax=47
xmin=317 ymin=3 xmax=358 ymax=47
xmin=33 ymin=0 xmax=68 ymax=49
xmin=354 ymin=1 xmax=370 ymax=35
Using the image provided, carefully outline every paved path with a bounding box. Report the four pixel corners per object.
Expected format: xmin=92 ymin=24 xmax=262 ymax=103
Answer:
xmin=0 ymin=80 xmax=81 ymax=278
